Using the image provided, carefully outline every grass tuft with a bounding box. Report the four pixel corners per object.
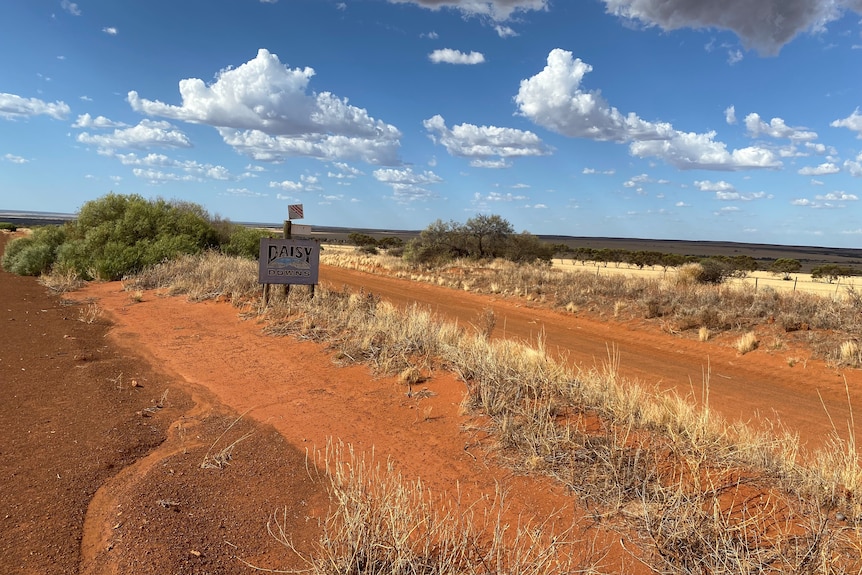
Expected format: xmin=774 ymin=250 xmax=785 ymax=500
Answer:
xmin=124 ymin=250 xmax=862 ymax=573
xmin=735 ymin=331 xmax=759 ymax=354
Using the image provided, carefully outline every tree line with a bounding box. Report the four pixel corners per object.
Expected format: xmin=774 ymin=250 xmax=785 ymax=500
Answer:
xmin=4 ymin=193 xmax=859 ymax=285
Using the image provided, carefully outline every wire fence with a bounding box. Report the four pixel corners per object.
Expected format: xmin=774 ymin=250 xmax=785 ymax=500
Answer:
xmin=553 ymin=259 xmax=859 ymax=299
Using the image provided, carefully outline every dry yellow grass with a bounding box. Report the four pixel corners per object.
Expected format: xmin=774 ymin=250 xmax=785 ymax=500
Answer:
xmin=553 ymin=258 xmax=859 ymax=298
xmin=121 ymin=250 xmax=862 ymax=573
xmin=840 ymin=340 xmax=860 ymax=366
xmin=735 ymin=331 xmax=759 ymax=354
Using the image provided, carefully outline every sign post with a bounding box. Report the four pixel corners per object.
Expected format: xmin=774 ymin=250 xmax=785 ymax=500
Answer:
xmin=260 ymin=204 xmax=317 ymax=306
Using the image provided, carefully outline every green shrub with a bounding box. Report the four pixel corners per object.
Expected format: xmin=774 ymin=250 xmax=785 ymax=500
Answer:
xmin=812 ymin=264 xmax=859 ymax=283
xmin=348 ymin=232 xmax=378 ymax=247
xmin=1 ymin=225 xmax=67 ymax=275
xmin=51 ymin=193 xmax=220 ymax=280
xmin=0 ymin=222 xmax=17 ymax=231
xmin=403 ymin=216 xmax=555 ymax=265
xmin=769 ymin=258 xmax=802 ymax=280
xmin=221 ymin=226 xmax=274 ymax=259
xmin=696 ymin=258 xmax=733 ymax=284
xmin=504 ymin=232 xmax=555 ymax=263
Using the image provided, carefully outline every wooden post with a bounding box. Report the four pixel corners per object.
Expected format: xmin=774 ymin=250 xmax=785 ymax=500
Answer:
xmin=283 ymin=220 xmax=292 ymax=297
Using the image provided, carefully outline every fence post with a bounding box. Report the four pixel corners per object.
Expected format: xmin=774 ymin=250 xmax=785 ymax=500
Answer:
xmin=793 ymin=277 xmax=797 ymax=292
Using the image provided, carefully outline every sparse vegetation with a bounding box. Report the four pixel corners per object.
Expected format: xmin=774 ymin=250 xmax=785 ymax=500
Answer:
xmin=840 ymin=340 xmax=860 ymax=367
xmin=200 ymin=409 xmax=254 ymax=470
xmin=769 ymin=257 xmax=802 ymax=280
xmin=323 ymin=248 xmax=862 ymax=357
xmin=812 ymin=263 xmax=861 ymax=283
xmin=123 ymin=250 xmax=862 ymax=573
xmin=19 ymin=204 xmax=862 ymax=572
xmin=1 ymin=193 xmax=282 ymax=280
xmin=403 ymin=215 xmax=554 ymax=265
xmin=734 ymin=331 xmax=759 ymax=354
xmin=264 ymin=441 xmax=594 ymax=575
xmin=218 ymin=224 xmax=274 ymax=260
xmin=1 ymin=224 xmax=67 ymax=275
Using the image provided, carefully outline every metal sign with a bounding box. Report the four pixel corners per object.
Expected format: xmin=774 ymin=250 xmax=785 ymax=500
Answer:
xmin=288 ymin=204 xmax=304 ymax=220
xmin=258 ymin=238 xmax=319 ymax=285
xmin=289 ymin=224 xmax=312 ymax=236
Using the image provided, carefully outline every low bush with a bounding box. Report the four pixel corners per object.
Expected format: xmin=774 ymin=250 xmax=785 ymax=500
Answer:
xmin=128 ymin=250 xmax=862 ymax=572
xmin=1 ymin=225 xmax=67 ymax=275
xmin=0 ymin=222 xmax=17 ymax=231
xmin=3 ymin=193 xmax=222 ymax=280
xmin=221 ymin=225 xmax=274 ymax=260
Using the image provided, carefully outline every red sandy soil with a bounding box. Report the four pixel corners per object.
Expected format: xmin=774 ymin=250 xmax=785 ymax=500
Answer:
xmin=3 ymin=231 xmax=862 ymax=574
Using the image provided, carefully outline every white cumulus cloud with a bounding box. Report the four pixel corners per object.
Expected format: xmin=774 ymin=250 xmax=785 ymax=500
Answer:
xmin=102 ymin=26 xmax=118 ymax=35
xmin=832 ymin=109 xmax=862 ymax=138
xmin=132 ymin=168 xmax=196 ymax=184
xmin=72 ymin=113 xmax=128 ymax=129
xmin=428 ymin=49 xmax=486 ymax=64
xmin=387 ymin=0 xmax=549 ymax=21
xmin=3 ymin=153 xmax=28 ymax=164
xmin=516 ymin=49 xmax=779 ymax=171
xmin=0 ymin=93 xmax=70 ymax=120
xmin=629 ymin=131 xmax=780 ymax=171
xmin=423 ymin=114 xmax=549 ymax=167
xmin=743 ymin=113 xmax=817 ymax=141
xmin=845 ymin=152 xmax=862 ymax=177
xmin=76 ymin=119 xmax=191 ymax=151
xmin=60 ymin=0 xmax=81 ymax=16
xmin=601 ymin=0 xmax=862 ymax=55
xmin=694 ymin=179 xmax=736 ymax=192
xmin=817 ymin=191 xmax=858 ymax=201
xmin=797 ymin=162 xmax=840 ymax=175
xmin=725 ymin=105 xmax=737 ymax=125
xmin=128 ymin=48 xmax=401 ymax=165
xmin=373 ymin=167 xmax=442 ymax=201
xmin=113 ymin=152 xmax=235 ymax=181
xmin=516 ymin=49 xmax=674 ymax=142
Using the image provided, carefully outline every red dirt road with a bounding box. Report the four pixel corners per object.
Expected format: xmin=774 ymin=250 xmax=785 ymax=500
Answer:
xmin=4 ymin=228 xmax=861 ymax=574
xmin=320 ymin=264 xmax=862 ymax=451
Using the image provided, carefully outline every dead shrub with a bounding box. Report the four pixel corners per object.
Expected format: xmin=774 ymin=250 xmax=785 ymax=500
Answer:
xmin=735 ymin=331 xmax=759 ymax=354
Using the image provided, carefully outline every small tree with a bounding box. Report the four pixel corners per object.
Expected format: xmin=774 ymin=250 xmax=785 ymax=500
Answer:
xmin=464 ymin=214 xmax=513 ymax=258
xmin=348 ymin=232 xmax=379 ymax=248
xmin=504 ymin=232 xmax=555 ymax=263
xmin=697 ymin=258 xmax=734 ymax=284
xmin=377 ymin=237 xmax=404 ymax=250
xmin=729 ymin=255 xmax=758 ymax=278
xmin=658 ymin=252 xmax=687 ymax=272
xmin=811 ymin=264 xmax=859 ymax=284
xmin=769 ymin=258 xmax=801 ymax=280
xmin=403 ymin=219 xmax=466 ymax=264
xmin=573 ymin=247 xmax=594 ymax=266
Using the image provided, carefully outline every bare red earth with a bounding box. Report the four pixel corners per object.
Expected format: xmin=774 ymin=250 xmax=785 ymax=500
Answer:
xmin=3 ymin=230 xmax=861 ymax=575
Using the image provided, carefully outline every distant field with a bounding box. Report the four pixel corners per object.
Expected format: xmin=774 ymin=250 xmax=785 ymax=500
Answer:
xmin=554 ymin=259 xmax=857 ymax=298
xmin=315 ymin=229 xmax=862 ymax=273
xmin=4 ymin=211 xmax=861 ymax=273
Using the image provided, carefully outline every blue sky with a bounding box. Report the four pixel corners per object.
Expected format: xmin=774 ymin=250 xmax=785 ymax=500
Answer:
xmin=2 ymin=0 xmax=862 ymax=247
